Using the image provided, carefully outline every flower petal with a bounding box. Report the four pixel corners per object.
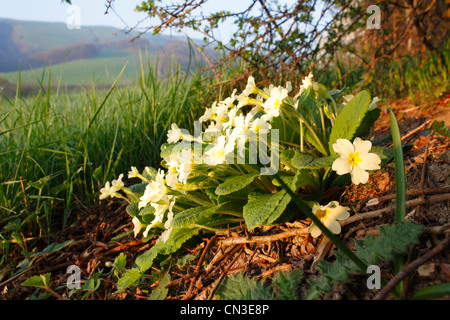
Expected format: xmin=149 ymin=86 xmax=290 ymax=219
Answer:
xmin=332 ymin=139 xmax=354 ymax=156
xmin=353 ymin=137 xmax=372 ymax=155
xmin=359 ymin=153 xmax=381 ymax=171
xmin=326 ymin=220 xmax=342 ymax=235
xmin=351 ymin=165 xmax=369 ymax=185
xmin=328 ymin=206 xmax=350 ymax=221
xmin=332 ymin=157 xmax=352 ymax=175
xmin=308 ymin=224 xmax=322 ymax=238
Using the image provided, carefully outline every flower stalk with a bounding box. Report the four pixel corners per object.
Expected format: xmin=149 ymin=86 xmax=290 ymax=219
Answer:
xmin=274 ymin=173 xmax=368 ymax=272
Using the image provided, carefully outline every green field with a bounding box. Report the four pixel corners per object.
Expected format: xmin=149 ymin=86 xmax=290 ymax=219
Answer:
xmin=0 ymin=49 xmax=158 ymax=87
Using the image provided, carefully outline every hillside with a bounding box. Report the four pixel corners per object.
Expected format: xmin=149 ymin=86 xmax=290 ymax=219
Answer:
xmin=0 ymin=18 xmax=206 ymax=92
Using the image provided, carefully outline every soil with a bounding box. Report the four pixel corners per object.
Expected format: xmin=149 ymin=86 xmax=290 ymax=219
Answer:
xmin=1 ymin=93 xmax=449 ymax=301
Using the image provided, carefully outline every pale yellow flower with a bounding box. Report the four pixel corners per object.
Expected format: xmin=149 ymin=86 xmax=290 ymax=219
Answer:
xmin=99 ymin=174 xmax=124 ymax=200
xmin=203 ymin=135 xmax=235 ymax=166
xmin=331 ymin=138 xmax=381 ymax=185
xmin=262 ymin=86 xmax=288 ymax=119
xmin=138 ymin=169 xmax=166 ymax=209
xmin=242 ymin=76 xmax=256 ymax=96
xmin=99 ymin=181 xmax=114 ymax=200
xmin=128 ymin=166 xmax=139 ymax=179
xmin=132 ymin=216 xmax=142 ymax=237
xmin=308 ymin=201 xmax=350 ymax=238
xmin=167 ymin=123 xmax=184 ymax=144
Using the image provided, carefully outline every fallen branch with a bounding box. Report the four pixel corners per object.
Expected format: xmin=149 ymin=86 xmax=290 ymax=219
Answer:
xmin=341 ymin=193 xmax=450 ymax=227
xmin=207 ymin=245 xmax=245 ymax=300
xmin=373 ymin=236 xmax=450 ymax=300
xmin=219 ymin=227 xmax=309 ymax=246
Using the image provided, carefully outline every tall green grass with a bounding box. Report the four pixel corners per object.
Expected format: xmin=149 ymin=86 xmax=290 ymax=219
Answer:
xmin=317 ymin=40 xmax=449 ymax=100
xmin=0 ymin=57 xmax=222 ymax=259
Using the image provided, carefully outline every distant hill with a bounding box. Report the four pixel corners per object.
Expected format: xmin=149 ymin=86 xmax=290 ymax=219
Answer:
xmin=0 ymin=18 xmax=209 ymax=92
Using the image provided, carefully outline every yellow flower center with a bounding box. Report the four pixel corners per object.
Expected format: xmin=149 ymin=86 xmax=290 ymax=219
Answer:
xmin=215 ymin=148 xmax=225 ymax=159
xmin=274 ymin=99 xmax=281 ymax=109
xmin=348 ymin=152 xmax=362 ymax=167
xmin=254 ymin=124 xmax=262 ymax=133
xmin=315 ymin=208 xmax=330 ymax=219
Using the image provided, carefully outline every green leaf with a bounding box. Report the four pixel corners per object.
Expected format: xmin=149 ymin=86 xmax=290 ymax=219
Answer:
xmin=113 ymin=253 xmax=127 ymax=276
xmin=171 ymin=204 xmax=225 ymax=228
xmin=243 ymin=190 xmax=289 ymax=230
xmin=160 ymin=142 xmax=192 ymax=158
xmin=215 ymin=273 xmax=274 ymax=300
xmin=31 ymin=240 xmax=73 ymax=257
xmin=128 ymin=182 xmax=148 ymax=197
xmin=430 ymin=120 xmax=450 ymax=137
xmin=291 ymin=151 xmax=337 ymax=170
xmin=22 ymin=273 xmax=51 ymax=289
xmin=135 ymin=241 xmax=165 ymax=272
xmin=148 ymin=272 xmax=170 ymax=300
xmin=215 ymin=173 xmax=260 ymax=195
xmin=117 ymin=268 xmax=142 ymax=292
xmin=389 ymin=109 xmax=406 ymax=224
xmin=126 ymin=203 xmax=139 ymax=217
xmin=307 ymin=222 xmax=424 ymax=296
xmin=328 ymin=90 xmax=371 ymax=152
xmin=279 ymin=149 xmax=295 ymax=162
xmin=159 ymin=227 xmax=201 ymax=255
xmin=83 ymin=272 xmax=102 ymax=292
xmin=296 ymin=86 xmax=316 ymax=112
xmin=354 ymin=108 xmax=382 ymax=138
xmin=410 ymin=283 xmax=450 ymax=300
xmin=272 ymin=270 xmax=304 ymax=300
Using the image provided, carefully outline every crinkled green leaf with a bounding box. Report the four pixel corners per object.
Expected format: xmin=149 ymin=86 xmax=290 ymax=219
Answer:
xmin=328 ymin=90 xmax=371 ymax=152
xmin=83 ymin=272 xmax=102 ymax=292
xmin=215 ymin=173 xmax=260 ymax=196
xmin=113 ymin=252 xmax=127 ymax=276
xmin=135 ymin=240 xmax=165 ymax=272
xmin=126 ymin=203 xmax=139 ymax=217
xmin=244 ymin=174 xmax=301 ymax=230
xmin=291 ymin=151 xmax=338 ymax=170
xmin=149 ymin=272 xmax=170 ymax=300
xmin=307 ymin=222 xmax=424 ymax=296
xmin=430 ymin=120 xmax=450 ymax=137
xmin=272 ymin=270 xmax=304 ymax=300
xmin=243 ymin=190 xmax=288 ymax=230
xmin=116 ymin=268 xmax=142 ymax=292
xmin=22 ymin=273 xmax=51 ymax=289
xmin=354 ymin=108 xmax=382 ymax=138
xmin=171 ymin=204 xmax=225 ymax=228
xmin=160 ymin=142 xmax=193 ymax=158
xmin=215 ymin=273 xmax=274 ymax=300
xmin=128 ymin=182 xmax=148 ymax=197
xmin=159 ymin=227 xmax=201 ymax=255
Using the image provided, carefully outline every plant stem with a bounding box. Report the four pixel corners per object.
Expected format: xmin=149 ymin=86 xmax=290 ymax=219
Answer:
xmin=273 ymin=173 xmax=367 ymax=272
xmin=389 ymin=109 xmax=406 ymax=224
xmin=389 ymin=108 xmax=407 ymax=296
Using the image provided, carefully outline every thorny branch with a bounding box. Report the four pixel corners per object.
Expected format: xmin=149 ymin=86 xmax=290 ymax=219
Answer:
xmin=101 ymin=0 xmax=447 ymax=90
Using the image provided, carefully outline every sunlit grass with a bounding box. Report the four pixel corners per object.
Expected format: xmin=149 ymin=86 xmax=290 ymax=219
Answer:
xmin=0 ymin=58 xmax=217 ymax=253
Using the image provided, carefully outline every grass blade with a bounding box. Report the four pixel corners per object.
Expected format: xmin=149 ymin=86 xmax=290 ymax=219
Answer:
xmin=389 ymin=108 xmax=407 ymax=297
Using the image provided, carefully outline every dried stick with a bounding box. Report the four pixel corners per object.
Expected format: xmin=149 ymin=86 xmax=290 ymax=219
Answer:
xmin=373 ymin=236 xmax=450 ymax=300
xmin=340 ymin=193 xmax=450 ymax=227
xmin=182 ymin=235 xmax=217 ymax=300
xmin=207 ymin=245 xmax=244 ymax=300
xmin=219 ymin=227 xmax=309 ymax=246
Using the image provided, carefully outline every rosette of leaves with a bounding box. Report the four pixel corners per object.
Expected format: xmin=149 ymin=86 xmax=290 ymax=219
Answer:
xmin=116 ymin=81 xmax=395 ymax=293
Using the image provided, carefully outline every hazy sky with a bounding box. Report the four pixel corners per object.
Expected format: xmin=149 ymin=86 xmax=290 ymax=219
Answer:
xmin=0 ymin=0 xmax=252 ymax=42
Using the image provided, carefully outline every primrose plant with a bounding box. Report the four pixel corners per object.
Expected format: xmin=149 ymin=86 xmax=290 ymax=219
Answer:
xmin=99 ymin=73 xmax=386 ymax=292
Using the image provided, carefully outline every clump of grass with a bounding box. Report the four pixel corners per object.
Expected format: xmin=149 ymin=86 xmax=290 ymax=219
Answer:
xmin=0 ymin=57 xmax=226 ymax=261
